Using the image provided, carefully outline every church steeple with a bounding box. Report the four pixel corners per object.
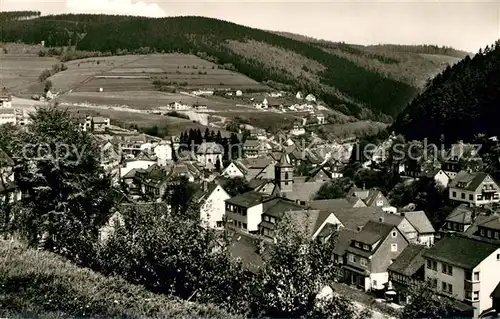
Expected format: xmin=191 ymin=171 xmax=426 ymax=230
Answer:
xmin=275 ymin=151 xmax=293 ymax=193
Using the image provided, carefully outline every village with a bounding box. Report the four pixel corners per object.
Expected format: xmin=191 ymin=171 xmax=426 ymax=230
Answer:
xmin=3 ymin=82 xmax=500 ymax=318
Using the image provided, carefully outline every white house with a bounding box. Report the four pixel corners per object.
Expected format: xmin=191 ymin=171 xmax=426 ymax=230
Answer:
xmin=426 ymin=169 xmax=451 ymax=188
xmin=448 ymin=171 xmax=500 ymax=206
xmin=305 ymin=94 xmax=316 ymax=102
xmin=290 ymin=123 xmax=306 ymax=136
xmin=424 ymin=235 xmax=500 ymax=318
xmin=196 ymin=142 xmax=224 ymax=167
xmin=222 ymin=161 xmax=246 ymax=178
xmin=0 ymin=94 xmax=12 ymax=108
xmin=167 ymin=101 xmax=190 ymax=111
xmin=120 ymin=152 xmax=157 ymax=177
xmin=296 ymin=91 xmax=303 ymax=99
xmin=254 ymin=98 xmax=268 ymax=109
xmin=194 ymin=183 xmax=232 ymax=229
xmin=0 ymin=109 xmax=16 ymax=125
xmin=236 ymin=90 xmax=243 ymax=96
xmin=153 ymin=142 xmax=173 ymax=166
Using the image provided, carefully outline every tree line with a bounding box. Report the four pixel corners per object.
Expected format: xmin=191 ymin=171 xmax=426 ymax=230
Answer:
xmin=0 ymin=13 xmax=417 ymax=120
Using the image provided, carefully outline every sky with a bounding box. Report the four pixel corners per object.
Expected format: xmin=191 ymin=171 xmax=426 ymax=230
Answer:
xmin=1 ymin=0 xmax=499 ymax=52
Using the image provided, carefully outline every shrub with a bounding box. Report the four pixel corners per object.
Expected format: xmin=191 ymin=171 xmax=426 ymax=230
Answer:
xmin=167 ymin=111 xmax=190 ymax=120
xmin=0 ymin=242 xmax=239 ymax=319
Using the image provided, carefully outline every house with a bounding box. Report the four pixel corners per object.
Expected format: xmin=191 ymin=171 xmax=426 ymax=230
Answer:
xmin=169 ymin=163 xmax=198 ymax=182
xmin=167 ymin=101 xmax=190 ymax=111
xmin=0 ymin=94 xmax=12 ymax=108
xmin=192 ymin=182 xmax=231 ymax=229
xmin=92 ymin=117 xmax=110 ymax=133
xmin=439 ymin=204 xmax=476 ymax=239
xmin=120 ymin=151 xmax=157 ymax=177
xmin=466 ymin=213 xmax=500 ymax=243
xmin=348 ymin=188 xmax=393 ymax=210
xmin=296 ymin=91 xmax=303 ymax=99
xmin=305 ymin=94 xmax=316 ymax=102
xmin=425 ymin=168 xmax=451 ymax=188
xmin=344 ymin=220 xmax=410 ymax=291
xmin=387 ymin=244 xmax=427 ymax=305
xmin=332 ymin=228 xmax=358 ymax=265
xmin=132 ymin=164 xmax=169 ymax=200
xmin=254 ymin=98 xmax=268 ymax=109
xmin=235 ymin=90 xmax=243 ymax=97
xmin=153 ymin=141 xmax=173 ymax=166
xmin=0 ymin=108 xmax=16 ymax=125
xmin=243 ymin=139 xmax=260 ymax=158
xmin=196 ymin=142 xmax=224 ymax=168
xmin=307 ymin=166 xmax=333 ymax=183
xmin=222 ymin=161 xmax=246 ymax=178
xmin=423 ymin=234 xmax=500 ymax=318
xmin=290 ymin=122 xmax=305 ymax=136
xmin=402 ymin=211 xmax=436 ymax=247
xmin=449 ymin=171 xmax=500 ymax=206
xmin=192 ymin=90 xmax=214 ymax=96
xmin=99 ymin=141 xmax=122 ymax=172
xmin=192 ymin=102 xmax=207 ymax=110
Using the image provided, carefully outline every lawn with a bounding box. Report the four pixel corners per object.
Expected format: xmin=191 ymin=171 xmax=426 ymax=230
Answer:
xmin=219 ymin=110 xmax=303 ymax=132
xmin=0 ymin=53 xmax=59 ymax=94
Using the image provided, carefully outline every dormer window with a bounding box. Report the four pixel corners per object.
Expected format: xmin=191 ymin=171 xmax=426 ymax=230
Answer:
xmin=355 ymin=242 xmax=361 ymax=248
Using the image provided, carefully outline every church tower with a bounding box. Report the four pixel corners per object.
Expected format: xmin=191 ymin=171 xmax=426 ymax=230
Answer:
xmin=274 ymin=151 xmax=294 ymax=193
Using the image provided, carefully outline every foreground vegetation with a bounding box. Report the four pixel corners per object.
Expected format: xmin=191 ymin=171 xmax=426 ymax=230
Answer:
xmin=0 ymin=241 xmax=238 ymax=318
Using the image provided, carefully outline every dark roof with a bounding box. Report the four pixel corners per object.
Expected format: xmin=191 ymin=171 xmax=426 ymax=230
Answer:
xmin=332 ymin=228 xmax=358 ymax=256
xmin=225 ymin=191 xmax=268 ymax=208
xmin=285 ymin=181 xmax=325 ymax=202
xmin=352 ymin=220 xmax=395 ymax=245
xmin=262 ymin=197 xmax=306 ymax=218
xmin=247 ymin=178 xmax=267 ymax=190
xmin=196 ymin=142 xmax=224 ymax=155
xmin=388 ymin=244 xmax=426 ymax=277
xmin=448 ymin=170 xmax=492 ymax=191
xmin=275 ymin=152 xmax=292 ymax=168
xmin=491 ymin=282 xmax=500 ymax=299
xmin=445 ymin=204 xmax=474 ymax=224
xmin=229 ymin=231 xmax=272 ymax=273
xmin=423 ymin=234 xmax=499 ymax=269
xmin=309 ymin=198 xmax=354 ymax=211
xmin=332 ymin=207 xmax=402 ymax=232
xmin=404 ymin=211 xmax=435 ymax=234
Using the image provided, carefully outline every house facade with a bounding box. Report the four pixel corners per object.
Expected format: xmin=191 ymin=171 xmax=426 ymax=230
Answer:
xmin=449 ymin=171 xmax=500 ymax=206
xmin=344 ymin=221 xmax=410 ymax=291
xmin=222 ymin=161 xmax=246 ymax=178
xmin=196 ymin=183 xmax=231 ymax=229
xmin=423 ymin=235 xmax=500 ymax=318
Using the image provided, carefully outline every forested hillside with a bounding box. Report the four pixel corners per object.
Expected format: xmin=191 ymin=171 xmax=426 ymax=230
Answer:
xmin=0 ymin=11 xmax=40 ymax=22
xmin=0 ymin=13 xmax=418 ymax=120
xmin=392 ymin=42 xmax=500 ymax=144
xmin=275 ymin=31 xmax=467 ymax=88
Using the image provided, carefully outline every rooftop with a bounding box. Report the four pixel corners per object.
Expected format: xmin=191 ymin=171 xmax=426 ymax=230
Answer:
xmin=352 ymin=220 xmax=395 ymax=245
xmin=423 ymin=234 xmax=499 ymax=269
xmin=448 ymin=170 xmax=492 ymax=191
xmin=404 ymin=211 xmax=435 ymax=234
xmin=225 ymin=191 xmax=269 ymax=208
xmin=388 ymin=244 xmax=426 ymax=277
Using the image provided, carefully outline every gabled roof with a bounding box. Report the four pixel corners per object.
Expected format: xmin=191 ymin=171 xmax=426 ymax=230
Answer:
xmin=331 ymin=207 xmax=401 ymax=232
xmin=284 ymin=181 xmax=325 ymax=202
xmin=404 ymin=211 xmax=435 ymax=234
xmin=388 ymin=244 xmax=426 ymax=277
xmin=230 ymin=231 xmax=272 ymax=273
xmin=275 ymin=151 xmax=292 ymax=168
xmin=448 ymin=170 xmax=492 ymax=191
xmin=423 ymin=234 xmax=499 ymax=269
xmin=309 ymin=198 xmax=354 ymax=211
xmin=445 ymin=204 xmax=474 ymax=224
xmin=491 ymin=282 xmax=500 ymax=299
xmin=363 ymin=189 xmax=388 ymax=207
xmin=471 ymin=213 xmax=500 ymax=231
xmin=196 ymin=142 xmax=223 ymax=155
xmin=332 ymin=228 xmax=358 ymax=256
xmin=225 ymin=191 xmax=268 ymax=208
xmin=243 ymin=139 xmax=260 ymax=148
xmin=262 ymin=197 xmax=306 ymax=218
xmin=352 ymin=220 xmax=395 ymax=245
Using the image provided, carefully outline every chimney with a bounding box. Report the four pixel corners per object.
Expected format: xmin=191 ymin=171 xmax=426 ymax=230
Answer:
xmin=379 ymin=217 xmax=384 ymax=223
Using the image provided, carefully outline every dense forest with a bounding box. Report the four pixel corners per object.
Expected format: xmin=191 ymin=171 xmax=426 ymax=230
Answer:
xmin=391 ymin=42 xmax=500 ymax=145
xmin=0 ymin=13 xmax=417 ymax=120
xmin=365 ymin=44 xmax=470 ymax=58
xmin=0 ymin=11 xmax=41 ymax=22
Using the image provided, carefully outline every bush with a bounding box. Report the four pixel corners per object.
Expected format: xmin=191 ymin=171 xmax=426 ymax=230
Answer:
xmin=167 ymin=111 xmax=190 ymax=120
xmin=0 ymin=242 xmax=238 ymax=319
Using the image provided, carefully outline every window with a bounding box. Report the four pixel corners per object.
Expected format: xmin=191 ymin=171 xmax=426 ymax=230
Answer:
xmin=242 ymin=223 xmax=247 ymax=230
xmin=469 ymin=194 xmax=473 ymax=200
xmin=427 ymin=260 xmax=432 ymax=269
xmin=264 ymin=215 xmax=270 ymax=222
xmin=461 ymin=193 xmax=465 ymax=199
xmin=496 ymin=232 xmax=499 ymax=239
xmin=432 ymin=260 xmax=438 ymax=271
xmin=474 ymin=272 xmax=480 ymax=281
xmin=442 ymin=282 xmax=453 ymax=294
xmin=348 ymin=254 xmax=356 ymax=263
xmin=216 ymin=221 xmax=223 ymax=228
xmin=270 ymin=217 xmax=276 ymax=224
xmin=488 ymin=230 xmax=492 ymax=238
xmin=466 ymin=290 xmax=472 ymax=300
xmin=373 ymin=280 xmax=377 ymax=288
xmin=442 ymin=263 xmax=453 ymax=275
xmin=478 ymin=194 xmax=483 ymax=200
xmin=361 ymin=258 xmax=367 ymax=266
xmin=473 ymin=291 xmax=479 ymax=301
xmin=355 ymin=242 xmax=361 ymax=248
xmin=391 ymin=243 xmax=398 ymax=252
xmin=363 ymin=244 xmax=370 ymax=251
xmin=376 ymin=200 xmax=383 ymax=206
xmin=497 ymin=254 xmax=500 ymax=261
xmin=392 ymin=231 xmax=397 ymax=238
xmin=481 ymin=228 xmax=485 ymax=236
xmin=452 ymin=191 xmax=457 ymax=198
xmin=432 ymin=278 xmax=438 ymax=288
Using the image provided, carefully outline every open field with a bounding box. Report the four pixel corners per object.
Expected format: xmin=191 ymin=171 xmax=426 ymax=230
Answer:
xmin=56 ymin=91 xmax=240 ymax=110
xmin=64 ymin=105 xmax=231 ymax=136
xmin=314 ymin=121 xmax=388 ymax=139
xmin=49 ymin=53 xmax=267 ymax=94
xmin=0 ymin=53 xmax=59 ymax=93
xmin=219 ymin=110 xmax=302 ymax=132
